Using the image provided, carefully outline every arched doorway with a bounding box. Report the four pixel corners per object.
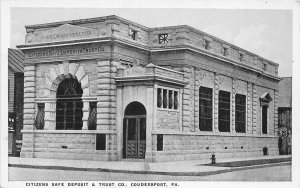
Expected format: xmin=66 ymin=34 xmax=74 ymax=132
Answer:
xmin=56 ymin=77 xmax=83 ymax=130
xmin=123 ymin=102 xmax=146 ymax=159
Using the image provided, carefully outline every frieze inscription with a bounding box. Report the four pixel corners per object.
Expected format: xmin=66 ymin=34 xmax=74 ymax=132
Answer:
xmin=27 ymin=46 xmax=104 ymax=58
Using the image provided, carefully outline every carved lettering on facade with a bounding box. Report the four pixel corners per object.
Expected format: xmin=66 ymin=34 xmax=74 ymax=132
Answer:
xmin=124 ymin=66 xmax=146 ymax=76
xmin=27 ymin=46 xmax=104 ymax=58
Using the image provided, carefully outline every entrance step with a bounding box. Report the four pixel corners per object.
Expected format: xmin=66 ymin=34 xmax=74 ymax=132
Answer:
xmin=121 ymin=158 xmax=145 ymax=162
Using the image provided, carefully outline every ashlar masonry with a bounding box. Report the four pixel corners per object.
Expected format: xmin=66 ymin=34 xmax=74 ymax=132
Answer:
xmin=17 ymin=15 xmax=280 ymax=162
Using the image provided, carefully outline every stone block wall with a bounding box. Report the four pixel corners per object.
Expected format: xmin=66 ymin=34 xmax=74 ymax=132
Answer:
xmin=156 ymin=109 xmax=180 ymax=131
xmin=21 ymin=133 xmax=116 ymax=161
xmin=153 ymin=134 xmax=279 ymax=162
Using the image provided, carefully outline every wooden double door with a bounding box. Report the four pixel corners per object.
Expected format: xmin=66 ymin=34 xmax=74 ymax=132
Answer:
xmin=123 ymin=116 xmax=146 ymax=159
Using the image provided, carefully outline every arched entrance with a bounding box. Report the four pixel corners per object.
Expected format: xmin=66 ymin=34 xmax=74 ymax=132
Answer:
xmin=123 ymin=102 xmax=146 ymax=159
xmin=56 ymin=77 xmax=83 ymax=130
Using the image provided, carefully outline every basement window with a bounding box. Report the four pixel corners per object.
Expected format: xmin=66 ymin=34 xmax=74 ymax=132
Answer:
xmin=96 ymin=134 xmax=106 ymax=150
xmin=157 ymin=134 xmax=163 ymax=151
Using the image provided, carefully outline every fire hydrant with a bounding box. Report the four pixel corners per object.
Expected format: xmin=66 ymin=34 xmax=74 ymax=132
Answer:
xmin=211 ymin=153 xmax=216 ymax=164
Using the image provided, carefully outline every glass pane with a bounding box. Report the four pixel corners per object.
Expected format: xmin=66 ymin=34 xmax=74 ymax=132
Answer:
xmin=127 ymin=119 xmax=136 ymax=140
xmin=139 ymin=118 xmax=146 ymax=141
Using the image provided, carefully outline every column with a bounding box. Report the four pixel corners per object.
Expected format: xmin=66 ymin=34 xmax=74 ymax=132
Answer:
xmin=213 ymin=73 xmax=219 ymax=132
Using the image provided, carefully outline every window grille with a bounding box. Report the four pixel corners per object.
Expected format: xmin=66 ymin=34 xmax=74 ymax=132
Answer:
xmin=35 ymin=103 xmax=45 ymax=129
xmin=56 ymin=78 xmax=83 ymax=130
xmin=218 ymin=90 xmax=231 ymax=132
xmin=88 ymin=102 xmax=97 ymax=130
xmin=159 ymin=34 xmax=168 ymax=44
xmin=235 ymin=94 xmax=246 ymax=133
xmin=199 ymin=87 xmax=213 ymax=131
xmin=157 ymin=88 xmax=179 ymax=110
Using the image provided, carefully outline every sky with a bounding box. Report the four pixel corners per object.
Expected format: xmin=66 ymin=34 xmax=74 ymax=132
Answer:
xmin=10 ymin=8 xmax=293 ymax=77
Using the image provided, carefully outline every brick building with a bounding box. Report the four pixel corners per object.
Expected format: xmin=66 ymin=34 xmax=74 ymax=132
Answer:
xmin=17 ymin=15 xmax=280 ymax=162
xmin=8 ymin=48 xmax=24 ymax=156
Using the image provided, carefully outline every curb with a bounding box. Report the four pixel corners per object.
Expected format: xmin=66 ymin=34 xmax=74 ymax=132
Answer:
xmin=8 ymin=161 xmax=291 ymax=177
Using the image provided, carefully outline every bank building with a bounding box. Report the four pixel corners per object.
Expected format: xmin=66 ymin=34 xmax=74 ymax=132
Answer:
xmin=17 ymin=15 xmax=280 ymax=162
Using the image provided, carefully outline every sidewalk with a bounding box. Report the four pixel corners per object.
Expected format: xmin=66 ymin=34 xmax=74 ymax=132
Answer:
xmin=8 ymin=155 xmax=291 ymax=176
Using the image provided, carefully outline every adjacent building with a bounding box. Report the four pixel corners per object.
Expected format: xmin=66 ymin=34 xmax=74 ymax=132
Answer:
xmin=17 ymin=15 xmax=281 ymax=162
xmin=8 ymin=48 xmax=24 ymax=156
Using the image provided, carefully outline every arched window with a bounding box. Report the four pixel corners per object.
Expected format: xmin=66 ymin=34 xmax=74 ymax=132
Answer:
xmin=56 ymin=77 xmax=83 ymax=130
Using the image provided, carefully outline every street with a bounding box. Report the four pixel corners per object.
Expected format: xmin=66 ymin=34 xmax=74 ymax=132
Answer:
xmin=9 ymin=164 xmax=291 ymax=181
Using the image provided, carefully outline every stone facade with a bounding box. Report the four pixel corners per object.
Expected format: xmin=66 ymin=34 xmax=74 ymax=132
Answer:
xmin=18 ymin=15 xmax=280 ymax=162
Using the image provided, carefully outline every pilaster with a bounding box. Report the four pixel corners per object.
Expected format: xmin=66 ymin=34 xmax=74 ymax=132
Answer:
xmin=23 ymin=65 xmax=36 ymax=130
xmin=231 ymin=78 xmax=236 ymax=133
xmin=247 ymin=82 xmax=253 ymax=134
xmin=182 ymin=66 xmax=192 ymax=132
xmin=274 ymin=90 xmax=279 ymax=135
xmin=252 ymin=84 xmax=258 ymax=134
xmin=213 ymin=73 xmax=219 ymax=132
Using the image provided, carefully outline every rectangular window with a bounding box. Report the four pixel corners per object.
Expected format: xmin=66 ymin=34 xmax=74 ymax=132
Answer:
xmin=157 ymin=134 xmax=163 ymax=151
xmin=168 ymin=90 xmax=173 ymax=109
xmin=159 ymin=34 xmax=168 ymax=44
xmin=157 ymin=88 xmax=162 ymax=108
xmin=174 ymin=91 xmax=178 ymax=110
xmin=235 ymin=94 xmax=246 ymax=133
xmin=218 ymin=90 xmax=231 ymax=132
xmin=199 ymin=87 xmax=213 ymax=131
xmin=88 ymin=102 xmax=97 ymax=130
xmin=96 ymin=134 xmax=106 ymax=150
xmin=262 ymin=106 xmax=268 ymax=134
xmin=35 ymin=103 xmax=45 ymax=130
xmin=163 ymin=89 xmax=168 ymax=108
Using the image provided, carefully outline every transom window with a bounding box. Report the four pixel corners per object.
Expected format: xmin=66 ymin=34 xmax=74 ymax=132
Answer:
xmin=56 ymin=78 xmax=83 ymax=130
xmin=159 ymin=34 xmax=168 ymax=44
xmin=218 ymin=90 xmax=231 ymax=132
xmin=235 ymin=94 xmax=246 ymax=133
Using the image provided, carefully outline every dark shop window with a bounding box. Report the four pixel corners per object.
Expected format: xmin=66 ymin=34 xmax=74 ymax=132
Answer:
xmin=96 ymin=134 xmax=106 ymax=150
xmin=157 ymin=134 xmax=163 ymax=151
xmin=235 ymin=94 xmax=246 ymax=133
xmin=199 ymin=87 xmax=213 ymax=131
xmin=218 ymin=90 xmax=231 ymax=132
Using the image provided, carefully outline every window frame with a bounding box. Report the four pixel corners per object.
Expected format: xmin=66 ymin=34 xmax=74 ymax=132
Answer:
xmin=218 ymin=90 xmax=231 ymax=132
xmin=156 ymin=86 xmax=179 ymax=111
xmin=235 ymin=94 xmax=246 ymax=133
xmin=199 ymin=86 xmax=213 ymax=131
